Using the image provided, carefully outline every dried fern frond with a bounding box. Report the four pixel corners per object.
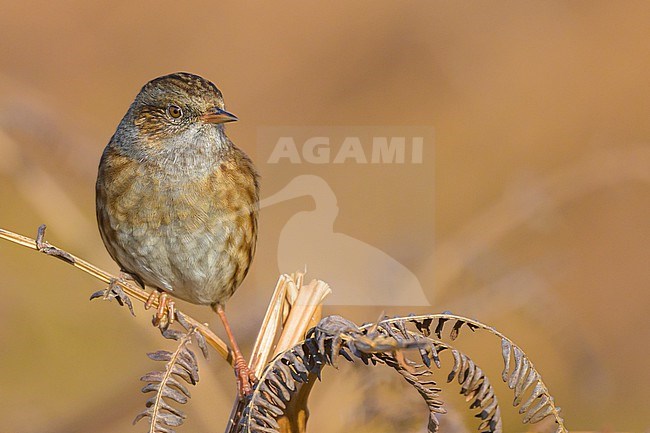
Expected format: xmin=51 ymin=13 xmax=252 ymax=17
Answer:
xmin=500 ymin=339 xmax=562 ymax=428
xmin=236 ymin=313 xmax=567 ymax=433
xmin=395 ymin=314 xmax=568 ymax=433
xmin=374 ymin=349 xmax=447 ymax=432
xmin=375 ymin=320 xmax=501 ymax=433
xmin=235 ymin=315 xmax=436 ymax=433
xmin=134 ymin=314 xmax=205 ymax=433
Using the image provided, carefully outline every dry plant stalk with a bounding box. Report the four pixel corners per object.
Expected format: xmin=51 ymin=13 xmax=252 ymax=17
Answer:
xmin=249 ymin=272 xmax=330 ymax=378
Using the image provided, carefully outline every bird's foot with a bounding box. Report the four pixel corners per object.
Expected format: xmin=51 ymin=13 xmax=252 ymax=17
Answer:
xmin=144 ymin=291 xmax=176 ymax=330
xmin=90 ymin=276 xmax=135 ymax=316
xmin=234 ymin=355 xmax=257 ymax=398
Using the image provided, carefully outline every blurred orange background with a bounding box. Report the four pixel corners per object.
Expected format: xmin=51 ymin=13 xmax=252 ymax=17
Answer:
xmin=1 ymin=2 xmax=648 ymax=433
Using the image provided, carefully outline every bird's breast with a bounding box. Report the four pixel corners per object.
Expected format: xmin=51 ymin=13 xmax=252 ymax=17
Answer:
xmin=97 ymin=147 xmax=258 ymax=305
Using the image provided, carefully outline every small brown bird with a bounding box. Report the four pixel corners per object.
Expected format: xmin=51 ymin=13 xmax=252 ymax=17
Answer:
xmin=96 ymin=72 xmax=258 ymax=396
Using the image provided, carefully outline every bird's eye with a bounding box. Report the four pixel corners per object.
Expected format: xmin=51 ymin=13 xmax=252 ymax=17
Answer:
xmin=166 ymin=104 xmax=183 ymax=119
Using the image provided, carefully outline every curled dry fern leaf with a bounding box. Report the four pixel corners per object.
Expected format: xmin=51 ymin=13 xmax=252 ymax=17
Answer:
xmin=134 ymin=315 xmax=204 ymax=433
xmin=501 ymin=338 xmax=565 ymax=431
xmin=235 ymin=316 xmax=477 ymax=433
xmin=440 ymin=343 xmax=502 ymax=433
xmin=378 ymin=320 xmax=502 ymax=433
xmin=235 ymin=314 xmax=567 ymax=433
xmin=373 ymin=348 xmax=446 ymax=432
xmin=402 ymin=314 xmax=568 ymax=433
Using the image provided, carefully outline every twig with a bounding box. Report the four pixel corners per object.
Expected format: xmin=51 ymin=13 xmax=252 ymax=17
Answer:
xmin=0 ymin=224 xmax=233 ymax=364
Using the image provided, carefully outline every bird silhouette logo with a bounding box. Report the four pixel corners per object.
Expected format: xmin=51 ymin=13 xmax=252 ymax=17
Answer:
xmin=259 ymin=174 xmax=430 ymax=306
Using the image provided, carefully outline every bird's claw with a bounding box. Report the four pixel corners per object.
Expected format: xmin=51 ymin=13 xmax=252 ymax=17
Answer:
xmin=144 ymin=291 xmax=176 ymax=330
xmin=234 ymin=356 xmax=257 ymax=398
xmin=90 ymin=277 xmax=135 ymax=316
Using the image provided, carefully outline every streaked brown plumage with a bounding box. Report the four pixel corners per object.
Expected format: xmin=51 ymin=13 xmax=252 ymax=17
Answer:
xmin=96 ymin=72 xmax=258 ymax=395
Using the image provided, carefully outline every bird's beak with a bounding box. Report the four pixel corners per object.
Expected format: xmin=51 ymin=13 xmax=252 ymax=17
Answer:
xmin=200 ymin=107 xmax=238 ymax=124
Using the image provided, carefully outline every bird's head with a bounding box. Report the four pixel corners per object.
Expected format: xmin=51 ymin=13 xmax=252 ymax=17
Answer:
xmin=123 ymin=72 xmax=237 ymax=146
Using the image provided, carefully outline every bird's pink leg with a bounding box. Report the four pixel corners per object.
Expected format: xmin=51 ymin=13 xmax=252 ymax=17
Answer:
xmin=214 ymin=304 xmax=257 ymax=397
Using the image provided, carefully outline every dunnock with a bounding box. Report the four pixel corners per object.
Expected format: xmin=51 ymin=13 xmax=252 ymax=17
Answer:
xmin=96 ymin=72 xmax=258 ymax=395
